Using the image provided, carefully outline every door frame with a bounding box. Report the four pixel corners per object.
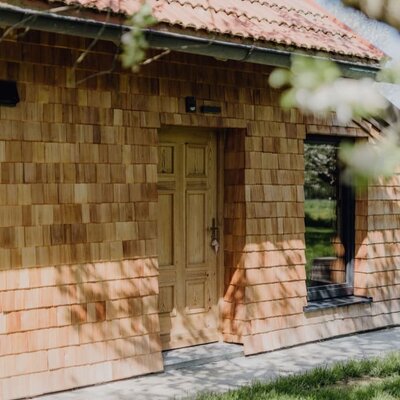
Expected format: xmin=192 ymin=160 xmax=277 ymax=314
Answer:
xmin=216 ymin=129 xmax=226 ymax=328
xmin=156 ymin=126 xmax=226 ymax=342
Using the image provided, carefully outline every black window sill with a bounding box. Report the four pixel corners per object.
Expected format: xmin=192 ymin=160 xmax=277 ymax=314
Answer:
xmin=304 ymin=296 xmax=372 ymax=313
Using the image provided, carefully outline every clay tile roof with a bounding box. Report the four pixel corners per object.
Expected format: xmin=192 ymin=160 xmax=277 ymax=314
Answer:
xmin=54 ymin=0 xmax=384 ymax=61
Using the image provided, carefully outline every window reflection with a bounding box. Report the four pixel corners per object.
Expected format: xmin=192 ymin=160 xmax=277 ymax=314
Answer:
xmin=304 ymin=142 xmax=346 ymax=286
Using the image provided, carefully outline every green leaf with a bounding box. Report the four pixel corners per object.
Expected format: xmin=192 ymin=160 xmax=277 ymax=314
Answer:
xmin=269 ymin=69 xmax=290 ymax=88
xmin=120 ymin=3 xmax=157 ymax=72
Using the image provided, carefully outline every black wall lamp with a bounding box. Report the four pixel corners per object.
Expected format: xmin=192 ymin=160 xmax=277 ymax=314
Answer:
xmin=185 ymin=96 xmax=196 ymax=113
xmin=185 ymin=96 xmax=221 ymax=114
xmin=0 ymin=80 xmax=19 ymax=106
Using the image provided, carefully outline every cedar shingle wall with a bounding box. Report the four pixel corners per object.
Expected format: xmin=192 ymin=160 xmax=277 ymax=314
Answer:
xmin=242 ymin=121 xmax=308 ymax=354
xmin=242 ymin=129 xmax=400 ymax=355
xmin=222 ymin=129 xmax=247 ymax=342
xmin=0 ymin=30 xmax=399 ymax=398
xmin=357 ymin=172 xmax=400 ymax=303
xmin=0 ymin=32 xmax=163 ymax=399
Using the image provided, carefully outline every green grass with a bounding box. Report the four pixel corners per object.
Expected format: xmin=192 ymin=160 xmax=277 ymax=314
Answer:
xmin=305 ymin=226 xmax=336 ymax=275
xmin=304 ymin=199 xmax=336 ymax=278
xmin=304 ymin=199 xmax=336 ymax=224
xmin=196 ymin=353 xmax=400 ymax=400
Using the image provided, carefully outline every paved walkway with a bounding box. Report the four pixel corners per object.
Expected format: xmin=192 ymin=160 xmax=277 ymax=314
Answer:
xmin=39 ymin=327 xmax=400 ymax=400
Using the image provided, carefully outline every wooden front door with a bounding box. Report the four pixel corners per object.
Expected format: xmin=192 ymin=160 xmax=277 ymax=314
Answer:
xmin=157 ymin=128 xmax=219 ymax=350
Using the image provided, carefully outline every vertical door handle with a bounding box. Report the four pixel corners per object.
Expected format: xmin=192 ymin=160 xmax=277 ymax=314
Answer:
xmin=210 ymin=218 xmax=220 ymax=254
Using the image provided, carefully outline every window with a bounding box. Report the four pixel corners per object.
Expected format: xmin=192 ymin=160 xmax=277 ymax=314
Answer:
xmin=304 ymin=136 xmax=355 ymax=301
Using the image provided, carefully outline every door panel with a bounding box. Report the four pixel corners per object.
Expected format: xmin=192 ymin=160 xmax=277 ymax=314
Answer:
xmin=186 ymin=191 xmax=206 ymax=265
xmin=186 ymin=279 xmax=207 ymax=312
xmin=186 ymin=144 xmax=207 ymax=176
xmin=157 ymin=128 xmax=218 ymax=350
xmin=158 ymin=193 xmax=174 ymax=266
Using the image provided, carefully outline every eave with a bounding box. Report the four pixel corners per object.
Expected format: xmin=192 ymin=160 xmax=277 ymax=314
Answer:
xmin=0 ymin=0 xmax=381 ymax=79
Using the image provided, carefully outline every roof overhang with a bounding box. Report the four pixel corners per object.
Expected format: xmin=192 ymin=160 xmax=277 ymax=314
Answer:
xmin=0 ymin=1 xmax=381 ymax=79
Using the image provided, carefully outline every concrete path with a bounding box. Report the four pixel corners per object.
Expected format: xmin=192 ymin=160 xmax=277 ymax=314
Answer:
xmin=39 ymin=327 xmax=400 ymax=400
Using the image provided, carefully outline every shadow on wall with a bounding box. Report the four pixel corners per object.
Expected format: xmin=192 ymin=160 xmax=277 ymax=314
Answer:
xmin=223 ymin=167 xmax=400 ymax=354
xmin=356 ymin=176 xmax=400 ymax=298
xmin=223 ymin=238 xmax=308 ymax=353
xmin=50 ymin=148 xmax=400 ymax=389
xmin=54 ymin=257 xmax=163 ymax=388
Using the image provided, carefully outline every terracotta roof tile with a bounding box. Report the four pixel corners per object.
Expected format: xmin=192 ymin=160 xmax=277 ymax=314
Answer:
xmin=52 ymin=0 xmax=384 ymax=61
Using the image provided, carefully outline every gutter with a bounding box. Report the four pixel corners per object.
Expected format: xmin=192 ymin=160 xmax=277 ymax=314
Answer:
xmin=0 ymin=2 xmax=381 ymax=79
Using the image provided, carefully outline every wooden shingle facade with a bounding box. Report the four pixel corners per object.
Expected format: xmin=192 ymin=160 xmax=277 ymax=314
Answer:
xmin=0 ymin=2 xmax=399 ymax=398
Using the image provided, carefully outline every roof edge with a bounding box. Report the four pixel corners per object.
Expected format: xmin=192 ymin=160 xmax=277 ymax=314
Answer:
xmin=0 ymin=1 xmax=381 ymax=79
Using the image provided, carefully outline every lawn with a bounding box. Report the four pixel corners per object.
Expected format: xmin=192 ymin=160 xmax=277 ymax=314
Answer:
xmin=304 ymin=199 xmax=336 ymax=224
xmin=196 ymin=353 xmax=400 ymax=400
xmin=304 ymin=199 xmax=336 ymax=279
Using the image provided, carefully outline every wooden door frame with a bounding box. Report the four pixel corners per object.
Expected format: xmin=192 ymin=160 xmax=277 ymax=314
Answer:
xmin=157 ymin=125 xmax=226 ymax=340
xmin=216 ymin=129 xmax=225 ymax=338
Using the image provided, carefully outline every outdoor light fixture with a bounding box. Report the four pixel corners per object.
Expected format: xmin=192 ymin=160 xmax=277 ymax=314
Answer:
xmin=0 ymin=80 xmax=19 ymax=106
xmin=185 ymin=96 xmax=196 ymax=113
xmin=185 ymin=97 xmax=221 ymax=114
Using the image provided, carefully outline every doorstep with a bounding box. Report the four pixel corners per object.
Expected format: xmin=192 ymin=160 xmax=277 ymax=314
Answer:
xmin=163 ymin=342 xmax=244 ymax=371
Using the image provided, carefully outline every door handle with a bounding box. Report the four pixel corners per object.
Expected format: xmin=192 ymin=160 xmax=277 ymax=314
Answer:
xmin=210 ymin=218 xmax=219 ymax=241
xmin=210 ymin=218 xmax=219 ymax=254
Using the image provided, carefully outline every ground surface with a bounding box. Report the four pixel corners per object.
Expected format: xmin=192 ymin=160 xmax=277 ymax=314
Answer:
xmin=38 ymin=327 xmax=400 ymax=400
xmin=197 ymin=352 xmax=400 ymax=399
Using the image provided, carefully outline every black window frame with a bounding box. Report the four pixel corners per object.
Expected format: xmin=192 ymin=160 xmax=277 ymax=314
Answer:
xmin=305 ymin=135 xmax=355 ymax=301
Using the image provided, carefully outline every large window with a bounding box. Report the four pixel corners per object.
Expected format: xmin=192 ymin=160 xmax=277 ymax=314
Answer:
xmin=304 ymin=137 xmax=355 ymax=301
